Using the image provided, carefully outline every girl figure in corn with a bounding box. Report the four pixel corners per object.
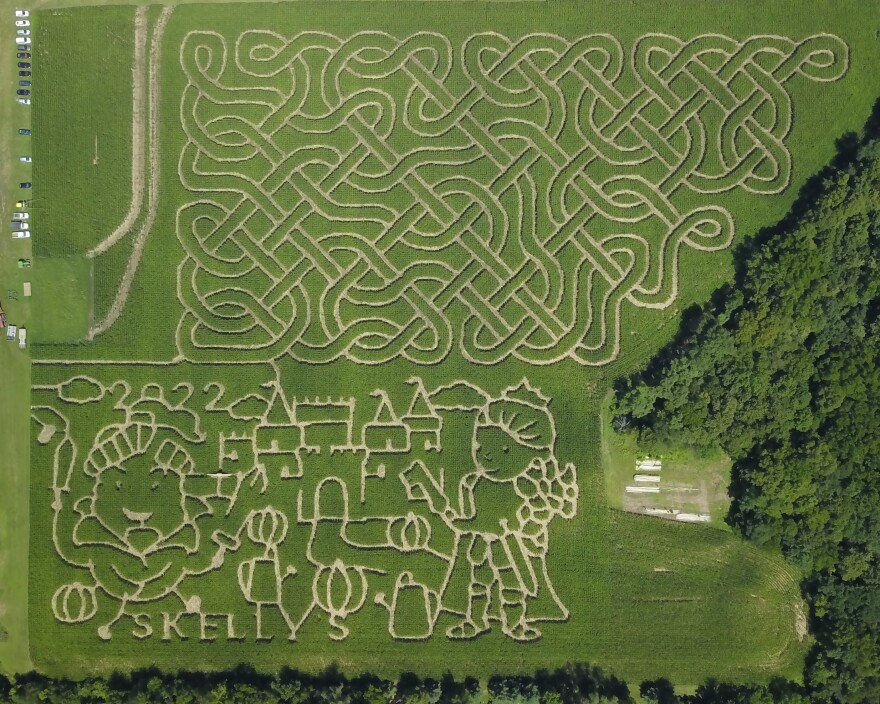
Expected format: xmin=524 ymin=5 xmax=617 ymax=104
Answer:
xmin=441 ymin=381 xmax=578 ymax=641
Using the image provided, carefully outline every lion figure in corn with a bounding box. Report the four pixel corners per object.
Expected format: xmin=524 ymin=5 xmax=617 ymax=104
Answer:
xmin=43 ymin=386 xmax=261 ymax=639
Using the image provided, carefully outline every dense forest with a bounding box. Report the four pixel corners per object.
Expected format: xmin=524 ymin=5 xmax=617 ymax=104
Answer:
xmin=614 ymin=109 xmax=880 ymax=704
xmin=0 ymin=667 xmax=822 ymax=704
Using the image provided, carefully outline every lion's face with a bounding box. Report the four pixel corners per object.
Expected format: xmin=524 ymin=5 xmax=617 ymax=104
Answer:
xmin=93 ymin=452 xmax=186 ymax=552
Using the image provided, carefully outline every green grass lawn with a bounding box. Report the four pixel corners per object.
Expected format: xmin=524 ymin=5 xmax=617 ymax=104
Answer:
xmin=29 ymin=256 xmax=91 ymax=343
xmin=6 ymin=0 xmax=880 ymax=689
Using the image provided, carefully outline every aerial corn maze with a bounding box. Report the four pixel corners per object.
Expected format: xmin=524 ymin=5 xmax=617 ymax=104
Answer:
xmin=22 ymin=0 xmax=879 ymax=685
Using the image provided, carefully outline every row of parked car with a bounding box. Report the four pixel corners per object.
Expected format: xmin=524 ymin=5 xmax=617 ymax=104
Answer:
xmin=15 ymin=10 xmax=31 ymax=104
xmin=12 ymin=133 xmax=31 ymax=236
xmin=13 ymin=10 xmax=32 ymax=242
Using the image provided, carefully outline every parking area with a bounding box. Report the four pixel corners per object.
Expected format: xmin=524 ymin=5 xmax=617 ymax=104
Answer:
xmin=3 ymin=7 xmax=32 ymax=351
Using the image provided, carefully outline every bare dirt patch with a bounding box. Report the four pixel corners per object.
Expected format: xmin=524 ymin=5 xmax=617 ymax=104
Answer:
xmin=795 ymin=601 xmax=808 ymax=641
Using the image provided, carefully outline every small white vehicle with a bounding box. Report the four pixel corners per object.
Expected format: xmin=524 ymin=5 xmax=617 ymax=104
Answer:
xmin=16 ymin=28 xmax=30 ymax=35
xmin=15 ymin=10 xmax=29 ymax=17
xmin=15 ymin=36 xmax=29 ymax=44
xmin=17 ymin=98 xmax=31 ymax=105
xmin=12 ymin=231 xmax=30 ymax=239
xmin=19 ymin=156 xmax=31 ymax=162
xmin=15 ymin=19 xmax=29 ymax=26
xmin=13 ymin=212 xmax=28 ymax=219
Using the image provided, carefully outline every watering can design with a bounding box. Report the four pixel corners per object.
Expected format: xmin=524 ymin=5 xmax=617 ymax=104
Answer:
xmin=375 ymin=571 xmax=440 ymax=640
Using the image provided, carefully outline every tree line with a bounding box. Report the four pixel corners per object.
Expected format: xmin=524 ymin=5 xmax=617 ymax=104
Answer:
xmin=614 ymin=101 xmax=880 ymax=704
xmin=0 ymin=666 xmax=822 ymax=704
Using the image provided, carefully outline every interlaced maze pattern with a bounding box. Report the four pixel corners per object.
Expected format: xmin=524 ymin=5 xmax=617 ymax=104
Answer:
xmin=34 ymin=375 xmax=577 ymax=642
xmin=177 ymin=30 xmax=848 ymax=365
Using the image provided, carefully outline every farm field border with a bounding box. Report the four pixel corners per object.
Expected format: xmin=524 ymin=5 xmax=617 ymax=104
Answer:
xmin=11 ymin=0 xmax=880 ymax=687
xmin=0 ymin=0 xmax=33 ymax=675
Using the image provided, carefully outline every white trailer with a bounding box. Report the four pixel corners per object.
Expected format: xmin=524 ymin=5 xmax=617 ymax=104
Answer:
xmin=675 ymin=513 xmax=711 ymax=523
xmin=625 ymin=485 xmax=660 ymax=494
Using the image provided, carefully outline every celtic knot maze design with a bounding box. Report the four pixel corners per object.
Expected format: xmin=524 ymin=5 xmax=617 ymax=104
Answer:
xmin=177 ymin=31 xmax=848 ymax=365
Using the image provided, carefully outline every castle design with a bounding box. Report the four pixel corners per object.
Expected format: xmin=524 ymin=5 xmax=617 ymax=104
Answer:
xmin=35 ymin=375 xmax=578 ymax=643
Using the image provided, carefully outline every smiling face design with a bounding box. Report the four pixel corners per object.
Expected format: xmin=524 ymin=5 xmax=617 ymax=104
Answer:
xmin=472 ymin=397 xmax=554 ymax=482
xmin=92 ymin=452 xmax=186 ymax=552
xmin=473 ymin=424 xmax=542 ymax=480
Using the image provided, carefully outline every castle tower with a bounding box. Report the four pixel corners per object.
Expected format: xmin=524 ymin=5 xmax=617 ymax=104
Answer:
xmin=402 ymin=378 xmax=442 ymax=451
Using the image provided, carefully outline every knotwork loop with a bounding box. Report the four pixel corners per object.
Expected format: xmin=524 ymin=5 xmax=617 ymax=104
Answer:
xmin=176 ymin=30 xmax=848 ymax=365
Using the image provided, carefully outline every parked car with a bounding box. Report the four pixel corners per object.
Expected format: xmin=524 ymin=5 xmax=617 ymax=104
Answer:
xmin=19 ymin=80 xmax=30 ymax=87
xmin=11 ymin=221 xmax=29 ymax=230
xmin=15 ymin=200 xmax=28 ymax=208
xmin=16 ymin=29 xmax=30 ymax=35
xmin=15 ymin=37 xmax=29 ymax=44
xmin=15 ymin=19 xmax=29 ymax=26
xmin=19 ymin=156 xmax=31 ymax=162
xmin=18 ymin=128 xmax=30 ymax=135
xmin=17 ymin=62 xmax=29 ymax=68
xmin=16 ymin=52 xmax=30 ymax=59
xmin=19 ymin=182 xmax=31 ymax=188
xmin=13 ymin=212 xmax=28 ymax=219
xmin=15 ymin=10 xmax=29 ymax=17
xmin=17 ymin=98 xmax=31 ymax=105
xmin=12 ymin=231 xmax=30 ymax=239
xmin=19 ymin=70 xmax=30 ymax=77
xmin=16 ymin=89 xmax=29 ymax=96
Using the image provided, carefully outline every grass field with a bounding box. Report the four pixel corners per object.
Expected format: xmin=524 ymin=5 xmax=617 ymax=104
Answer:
xmin=4 ymin=0 xmax=879 ymax=689
xmin=29 ymin=256 xmax=91 ymax=342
